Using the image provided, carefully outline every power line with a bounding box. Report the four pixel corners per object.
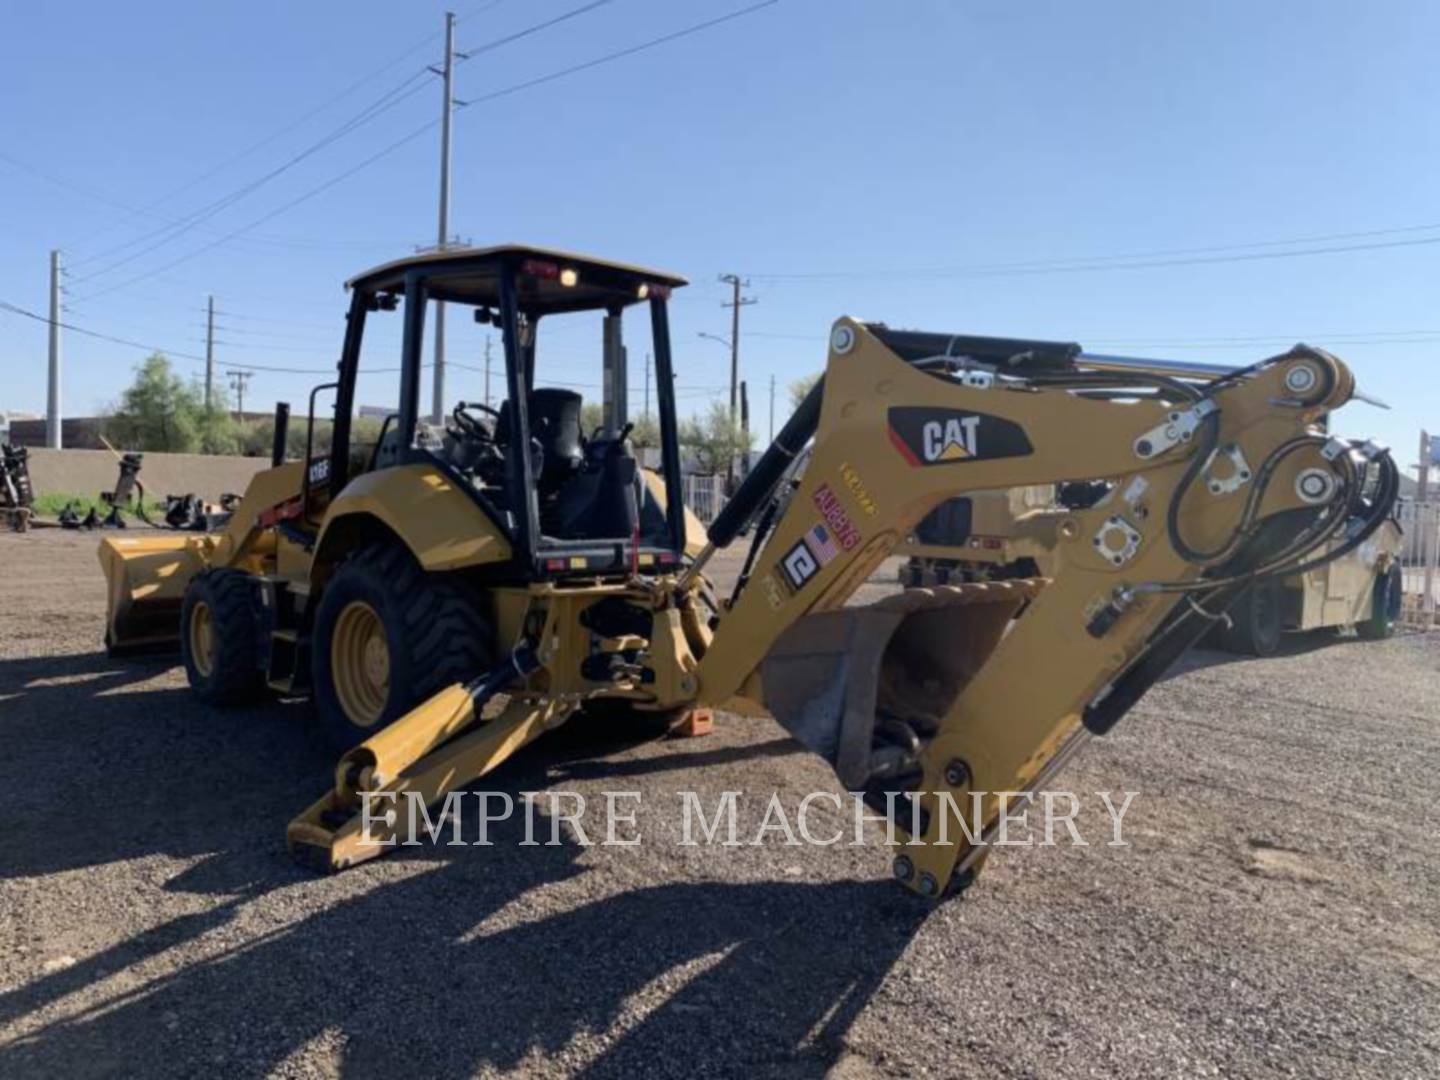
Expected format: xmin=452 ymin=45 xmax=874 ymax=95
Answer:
xmin=742 ymin=222 xmax=1440 ymax=282
xmin=73 ymin=123 xmax=442 ymax=303
xmin=71 ymin=0 xmax=783 ymax=304
xmin=457 ymin=0 xmax=615 ymax=61
xmin=2 ymin=296 xmax=747 ymax=384
xmin=69 ymin=69 xmax=436 ymax=283
xmin=0 ymin=151 xmax=396 ymax=257
xmin=57 ymin=8 xmax=507 ymax=260
xmin=458 ymin=0 xmax=780 ymax=110
xmin=72 ymin=2 xmax=601 ymax=287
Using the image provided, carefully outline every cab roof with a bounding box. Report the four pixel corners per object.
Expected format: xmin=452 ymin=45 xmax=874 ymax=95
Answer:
xmin=346 ymin=244 xmax=688 ymax=316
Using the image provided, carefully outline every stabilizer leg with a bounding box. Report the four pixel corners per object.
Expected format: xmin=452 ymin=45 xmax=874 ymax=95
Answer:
xmin=288 ymin=689 xmax=575 ymax=871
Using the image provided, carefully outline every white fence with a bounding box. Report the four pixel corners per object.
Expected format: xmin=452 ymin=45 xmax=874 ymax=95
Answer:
xmin=683 ymin=474 xmax=728 ymax=525
xmin=1398 ymin=501 xmax=1439 ymax=630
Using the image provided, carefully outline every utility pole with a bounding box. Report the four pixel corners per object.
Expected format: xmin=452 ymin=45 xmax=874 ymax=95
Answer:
xmin=204 ymin=294 xmax=216 ymax=409
xmin=768 ymin=373 xmax=775 ymax=443
xmin=483 ymin=336 xmax=492 ymax=408
xmin=226 ymin=369 xmax=253 ymax=421
xmin=1421 ymin=429 xmax=1433 ymax=504
xmin=740 ymin=379 xmax=750 ymax=477
xmin=46 ymin=250 xmax=62 ymax=448
xmin=430 ymin=10 xmax=459 ymax=426
xmin=718 ymin=274 xmax=756 ymax=422
xmin=644 ymin=351 xmax=651 ymax=420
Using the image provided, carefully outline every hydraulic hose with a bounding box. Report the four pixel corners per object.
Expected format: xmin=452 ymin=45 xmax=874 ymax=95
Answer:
xmin=707 ymin=376 xmax=824 ymax=549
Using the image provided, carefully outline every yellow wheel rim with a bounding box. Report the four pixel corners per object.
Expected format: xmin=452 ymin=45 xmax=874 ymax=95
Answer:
xmin=189 ymin=600 xmax=215 ymax=678
xmin=332 ymin=600 xmax=389 ymax=729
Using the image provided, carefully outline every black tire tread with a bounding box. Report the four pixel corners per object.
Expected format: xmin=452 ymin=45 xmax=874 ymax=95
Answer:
xmin=1215 ymin=579 xmax=1283 ymax=657
xmin=1357 ymin=564 xmax=1401 ymax=641
xmin=313 ymin=543 xmax=492 ymax=748
xmin=182 ymin=568 xmax=265 ymax=704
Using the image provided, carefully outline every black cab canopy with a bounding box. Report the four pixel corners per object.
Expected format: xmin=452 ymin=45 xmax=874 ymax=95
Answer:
xmin=345 ymin=244 xmax=688 ymax=316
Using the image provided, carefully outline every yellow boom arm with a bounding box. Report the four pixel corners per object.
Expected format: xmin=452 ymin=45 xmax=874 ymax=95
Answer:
xmin=287 ymin=319 xmax=1392 ymax=899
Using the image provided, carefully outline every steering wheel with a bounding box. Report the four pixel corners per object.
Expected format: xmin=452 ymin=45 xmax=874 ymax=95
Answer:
xmin=451 ymin=400 xmax=500 ymax=442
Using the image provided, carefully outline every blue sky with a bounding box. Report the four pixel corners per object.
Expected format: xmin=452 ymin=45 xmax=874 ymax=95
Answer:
xmin=1 ymin=0 xmax=1436 ymax=468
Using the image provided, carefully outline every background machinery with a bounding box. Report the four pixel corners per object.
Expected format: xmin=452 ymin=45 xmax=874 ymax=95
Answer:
xmin=1 ymin=441 xmax=34 ymax=531
xmin=100 ymin=245 xmax=1399 ymax=897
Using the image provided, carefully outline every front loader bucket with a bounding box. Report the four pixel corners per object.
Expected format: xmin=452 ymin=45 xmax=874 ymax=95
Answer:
xmin=98 ymin=535 xmax=209 ymax=652
xmin=759 ymin=581 xmax=1045 ymax=791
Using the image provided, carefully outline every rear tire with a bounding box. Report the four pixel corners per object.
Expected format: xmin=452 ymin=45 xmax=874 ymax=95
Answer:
xmin=180 ymin=569 xmax=265 ymax=703
xmin=1357 ymin=564 xmax=1402 ymax=641
xmin=1216 ymin=578 xmax=1284 ymax=657
xmin=312 ymin=544 xmax=491 ymax=750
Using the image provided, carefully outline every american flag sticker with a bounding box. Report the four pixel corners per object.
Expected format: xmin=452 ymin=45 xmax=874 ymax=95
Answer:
xmin=806 ymin=522 xmax=839 ymax=565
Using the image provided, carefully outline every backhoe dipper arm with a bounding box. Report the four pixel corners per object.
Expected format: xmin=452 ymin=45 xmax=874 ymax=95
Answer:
xmin=692 ymin=318 xmax=1385 ymax=897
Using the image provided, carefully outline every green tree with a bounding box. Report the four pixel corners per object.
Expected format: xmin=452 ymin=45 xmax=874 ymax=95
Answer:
xmin=577 ymin=403 xmax=659 ymax=448
xmin=679 ymin=401 xmax=753 ymax=476
xmin=789 ymin=373 xmax=821 ymax=409
xmin=629 ymin=412 xmax=660 ymax=449
xmin=106 ymin=353 xmax=237 ymax=453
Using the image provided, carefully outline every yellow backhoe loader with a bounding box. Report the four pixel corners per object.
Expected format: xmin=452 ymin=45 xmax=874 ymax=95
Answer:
xmin=101 ymin=245 xmax=1399 ymax=898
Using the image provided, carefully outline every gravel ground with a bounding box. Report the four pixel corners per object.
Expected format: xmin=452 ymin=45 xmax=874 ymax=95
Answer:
xmin=1 ymin=528 xmax=1437 ymax=1078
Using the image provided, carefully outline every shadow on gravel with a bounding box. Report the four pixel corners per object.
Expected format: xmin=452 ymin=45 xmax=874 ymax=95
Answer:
xmin=0 ymin=649 xmax=333 ymax=888
xmin=1 ymin=652 xmax=900 ymax=1076
xmin=1163 ymin=629 xmax=1350 ymax=680
xmin=0 ymin=799 xmax=930 ymax=1079
xmin=0 ymin=654 xmax=802 ymax=890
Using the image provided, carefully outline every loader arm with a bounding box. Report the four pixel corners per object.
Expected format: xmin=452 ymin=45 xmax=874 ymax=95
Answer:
xmin=687 ymin=319 xmax=1391 ymax=896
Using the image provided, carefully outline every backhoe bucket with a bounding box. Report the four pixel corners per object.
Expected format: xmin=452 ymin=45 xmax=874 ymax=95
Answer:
xmin=99 ymin=535 xmax=208 ymax=652
xmin=759 ymin=581 xmax=1045 ymax=791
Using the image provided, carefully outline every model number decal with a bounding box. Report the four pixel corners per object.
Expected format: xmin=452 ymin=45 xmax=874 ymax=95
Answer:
xmin=837 ymin=462 xmax=879 ymax=517
xmin=812 ymin=483 xmax=862 ymax=549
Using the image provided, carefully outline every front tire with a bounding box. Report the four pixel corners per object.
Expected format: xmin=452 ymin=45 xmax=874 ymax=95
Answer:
xmin=311 ymin=544 xmax=491 ymax=750
xmin=1217 ymin=578 xmax=1284 ymax=657
xmin=180 ymin=569 xmax=265 ymax=703
xmin=1357 ymin=564 xmax=1402 ymax=641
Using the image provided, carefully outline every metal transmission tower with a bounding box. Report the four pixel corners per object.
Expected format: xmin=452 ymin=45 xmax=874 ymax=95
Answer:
xmin=430 ymin=10 xmax=467 ymax=425
xmin=718 ymin=274 xmax=756 ymax=421
xmin=46 ymin=250 xmax=63 ymax=448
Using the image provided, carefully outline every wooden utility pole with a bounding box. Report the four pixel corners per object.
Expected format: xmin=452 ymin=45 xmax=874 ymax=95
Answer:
xmin=483 ymin=336 xmax=492 ymax=408
xmin=1420 ymin=429 xmax=1433 ymax=504
xmin=740 ymin=379 xmax=750 ymax=478
xmin=718 ymin=274 xmax=756 ymax=421
xmin=226 ymin=369 xmax=253 ymax=421
xmin=768 ymin=373 xmax=775 ymax=443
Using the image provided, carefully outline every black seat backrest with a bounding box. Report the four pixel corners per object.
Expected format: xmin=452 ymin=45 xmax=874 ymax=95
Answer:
xmin=496 ymin=388 xmax=585 ymax=489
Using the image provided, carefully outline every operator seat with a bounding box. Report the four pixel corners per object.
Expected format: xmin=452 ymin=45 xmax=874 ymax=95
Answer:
xmin=551 ymin=429 xmax=644 ymax=540
xmin=495 ymin=388 xmax=586 ymax=492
